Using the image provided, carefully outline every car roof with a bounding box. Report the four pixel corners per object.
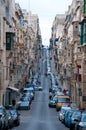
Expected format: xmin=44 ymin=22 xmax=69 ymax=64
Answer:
xmin=24 ymin=87 xmax=34 ymax=90
xmin=57 ymin=95 xmax=70 ymax=98
xmin=61 ymin=106 xmax=71 ymax=110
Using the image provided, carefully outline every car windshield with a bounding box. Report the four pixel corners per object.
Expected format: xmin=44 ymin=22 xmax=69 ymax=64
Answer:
xmin=20 ymin=97 xmax=28 ymax=101
xmin=81 ymin=114 xmax=86 ymax=122
xmin=72 ymin=111 xmax=81 ymax=118
xmin=58 ymin=98 xmax=70 ymax=103
xmin=61 ymin=108 xmax=69 ymax=112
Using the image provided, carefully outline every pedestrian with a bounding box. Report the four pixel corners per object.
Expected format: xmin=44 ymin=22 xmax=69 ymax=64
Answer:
xmin=63 ymin=89 xmax=66 ymax=95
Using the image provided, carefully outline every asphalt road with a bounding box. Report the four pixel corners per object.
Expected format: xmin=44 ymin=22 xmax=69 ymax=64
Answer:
xmin=12 ymin=74 xmax=68 ymax=130
xmin=12 ymin=49 xmax=68 ymax=130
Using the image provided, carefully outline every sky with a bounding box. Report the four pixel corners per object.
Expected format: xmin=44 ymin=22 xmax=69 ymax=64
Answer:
xmin=15 ymin=0 xmax=73 ymax=46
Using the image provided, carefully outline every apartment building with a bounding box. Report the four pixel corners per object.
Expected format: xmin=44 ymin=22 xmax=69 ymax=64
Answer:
xmin=0 ymin=0 xmax=41 ymax=106
xmin=50 ymin=0 xmax=86 ymax=109
xmin=50 ymin=14 xmax=65 ymax=75
xmin=0 ymin=0 xmax=16 ymax=105
xmin=62 ymin=0 xmax=82 ymax=107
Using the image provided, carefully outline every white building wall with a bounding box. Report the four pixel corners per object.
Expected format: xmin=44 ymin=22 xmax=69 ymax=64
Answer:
xmin=56 ymin=24 xmax=64 ymax=38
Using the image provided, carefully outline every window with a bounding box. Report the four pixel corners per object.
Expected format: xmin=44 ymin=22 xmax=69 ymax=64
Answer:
xmin=80 ymin=20 xmax=86 ymax=45
xmin=68 ymin=50 xmax=70 ymax=57
xmin=58 ymin=98 xmax=70 ymax=103
xmin=6 ymin=32 xmax=14 ymax=50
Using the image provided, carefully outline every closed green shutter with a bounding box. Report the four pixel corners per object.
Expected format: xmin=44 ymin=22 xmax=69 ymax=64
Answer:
xmin=6 ymin=32 xmax=13 ymax=50
xmin=80 ymin=19 xmax=86 ymax=45
xmin=83 ymin=22 xmax=86 ymax=44
xmin=80 ymin=24 xmax=83 ymax=45
xmin=83 ymin=0 xmax=86 ymax=14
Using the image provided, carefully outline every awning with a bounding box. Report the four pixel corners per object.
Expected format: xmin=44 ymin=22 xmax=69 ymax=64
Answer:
xmin=7 ymin=86 xmax=19 ymax=92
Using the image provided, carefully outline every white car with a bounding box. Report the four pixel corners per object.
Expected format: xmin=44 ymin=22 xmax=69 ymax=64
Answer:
xmin=59 ymin=106 xmax=71 ymax=122
xmin=38 ymin=86 xmax=43 ymax=91
xmin=19 ymin=97 xmax=30 ymax=110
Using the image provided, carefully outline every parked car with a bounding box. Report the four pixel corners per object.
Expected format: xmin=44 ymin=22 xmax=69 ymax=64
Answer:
xmin=19 ymin=97 xmax=31 ymax=110
xmin=0 ymin=118 xmax=2 ymax=129
xmin=59 ymin=106 xmax=71 ymax=121
xmin=48 ymin=95 xmax=58 ymax=108
xmin=75 ymin=111 xmax=86 ymax=130
xmin=37 ymin=86 xmax=43 ymax=91
xmin=10 ymin=109 xmax=20 ymax=126
xmin=64 ymin=109 xmax=74 ymax=128
xmin=49 ymin=86 xmax=60 ymax=100
xmin=0 ymin=106 xmax=8 ymax=130
xmin=49 ymin=87 xmax=52 ymax=92
xmin=6 ymin=110 xmax=14 ymax=128
xmin=49 ymin=92 xmax=53 ymax=100
xmin=21 ymin=93 xmax=32 ymax=104
xmin=23 ymin=87 xmax=35 ymax=100
xmin=70 ymin=110 xmax=82 ymax=130
xmin=25 ymin=83 xmax=35 ymax=89
xmin=56 ymin=95 xmax=70 ymax=111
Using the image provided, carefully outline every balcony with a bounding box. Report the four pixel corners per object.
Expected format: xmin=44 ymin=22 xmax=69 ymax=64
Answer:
xmin=72 ymin=20 xmax=80 ymax=42
xmin=71 ymin=73 xmax=77 ymax=82
xmin=16 ymin=61 xmax=21 ymax=66
xmin=24 ymin=60 xmax=28 ymax=65
xmin=66 ymin=56 xmax=72 ymax=64
xmin=19 ymin=39 xmax=24 ymax=45
xmin=74 ymin=51 xmax=82 ymax=62
xmin=77 ymin=52 xmax=82 ymax=61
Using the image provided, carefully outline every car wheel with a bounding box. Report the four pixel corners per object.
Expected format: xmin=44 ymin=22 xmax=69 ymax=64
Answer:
xmin=56 ymin=108 xmax=59 ymax=111
xmin=70 ymin=127 xmax=73 ymax=130
xmin=48 ymin=104 xmax=50 ymax=107
xmin=6 ymin=126 xmax=9 ymax=130
xmin=3 ymin=122 xmax=5 ymax=130
xmin=17 ymin=121 xmax=20 ymax=126
xmin=4 ymin=124 xmax=9 ymax=130
xmin=59 ymin=117 xmax=61 ymax=121
xmin=0 ymin=122 xmax=2 ymax=130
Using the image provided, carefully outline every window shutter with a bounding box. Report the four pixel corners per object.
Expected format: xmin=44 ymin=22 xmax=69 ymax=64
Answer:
xmin=80 ymin=24 xmax=83 ymax=45
xmin=6 ymin=32 xmax=14 ymax=50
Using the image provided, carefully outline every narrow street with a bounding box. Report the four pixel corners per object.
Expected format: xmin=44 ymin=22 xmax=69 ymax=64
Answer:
xmin=12 ymin=48 xmax=68 ymax=130
xmin=0 ymin=1 xmax=86 ymax=130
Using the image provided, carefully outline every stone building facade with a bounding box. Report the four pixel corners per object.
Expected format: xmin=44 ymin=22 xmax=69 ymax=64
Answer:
xmin=0 ymin=0 xmax=41 ymax=106
xmin=50 ymin=0 xmax=86 ymax=109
